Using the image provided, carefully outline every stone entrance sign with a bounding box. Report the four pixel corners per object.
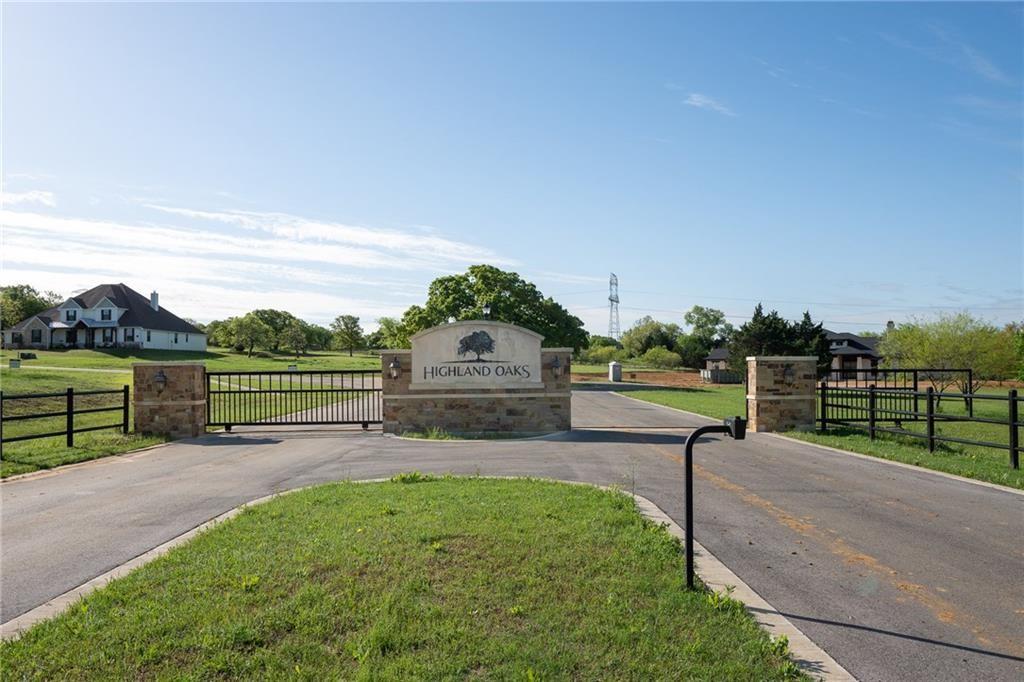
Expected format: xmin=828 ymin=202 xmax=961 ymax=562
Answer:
xmin=382 ymin=320 xmax=571 ymax=436
xmin=411 ymin=321 xmax=543 ymax=388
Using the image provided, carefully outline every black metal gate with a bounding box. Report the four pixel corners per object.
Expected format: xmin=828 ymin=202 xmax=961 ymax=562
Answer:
xmin=206 ymin=370 xmax=382 ymax=430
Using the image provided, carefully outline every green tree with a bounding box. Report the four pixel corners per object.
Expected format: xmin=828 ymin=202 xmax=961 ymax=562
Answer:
xmin=587 ymin=335 xmax=621 ymax=350
xmin=331 ymin=315 xmax=365 ymax=356
xmin=880 ymin=313 xmax=1019 ymax=394
xmin=1 ymin=285 xmax=62 ymax=329
xmin=398 ymin=265 xmax=588 ymax=351
xmin=303 ymin=323 xmax=333 ymax=351
xmin=674 ymin=305 xmax=735 ymax=368
xmin=365 ymin=317 xmax=408 ymax=349
xmin=281 ymin=319 xmax=309 ymax=358
xmin=229 ymin=313 xmax=274 ymax=357
xmin=621 ymin=317 xmax=681 ymax=358
xmin=641 ymin=346 xmax=683 ymax=369
xmin=1015 ymin=324 xmax=1024 ymax=382
xmin=251 ymin=309 xmax=299 ymax=351
xmin=728 ymin=304 xmax=829 ymax=373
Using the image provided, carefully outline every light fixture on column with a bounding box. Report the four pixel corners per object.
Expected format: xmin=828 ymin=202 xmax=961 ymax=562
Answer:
xmin=154 ymin=369 xmax=168 ymax=393
xmin=388 ymin=356 xmax=402 ymax=379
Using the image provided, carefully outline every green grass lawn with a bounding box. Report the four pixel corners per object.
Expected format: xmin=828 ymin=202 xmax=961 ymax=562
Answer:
xmin=0 ymin=477 xmax=802 ymax=680
xmin=1 ymin=349 xmax=382 ymax=476
xmin=1 ymin=347 xmax=381 ymax=372
xmin=1 ymin=368 xmax=165 ymax=478
xmin=620 ymin=386 xmax=1024 ymax=490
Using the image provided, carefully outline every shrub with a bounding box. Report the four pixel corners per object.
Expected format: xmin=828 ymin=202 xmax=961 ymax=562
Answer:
xmin=641 ymin=346 xmax=683 ymax=369
xmin=581 ymin=346 xmax=628 ymax=365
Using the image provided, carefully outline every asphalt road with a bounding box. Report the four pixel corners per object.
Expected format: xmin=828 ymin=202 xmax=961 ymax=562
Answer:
xmin=2 ymin=388 xmax=1022 ymax=681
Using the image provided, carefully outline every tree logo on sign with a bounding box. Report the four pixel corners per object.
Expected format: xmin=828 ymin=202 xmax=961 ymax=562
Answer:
xmin=456 ymin=330 xmax=496 ymax=362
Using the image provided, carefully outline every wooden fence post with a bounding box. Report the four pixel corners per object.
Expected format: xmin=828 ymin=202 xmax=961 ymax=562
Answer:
xmin=868 ymin=384 xmax=876 ymax=440
xmin=66 ymin=387 xmax=74 ymax=448
xmin=818 ymin=381 xmax=827 ymax=433
xmin=1009 ymin=389 xmax=1019 ymax=470
xmin=926 ymin=387 xmax=935 ymax=453
xmin=122 ymin=384 xmax=130 ymax=434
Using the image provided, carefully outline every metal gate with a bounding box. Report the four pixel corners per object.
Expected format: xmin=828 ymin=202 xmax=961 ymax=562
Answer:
xmin=206 ymin=370 xmax=382 ymax=430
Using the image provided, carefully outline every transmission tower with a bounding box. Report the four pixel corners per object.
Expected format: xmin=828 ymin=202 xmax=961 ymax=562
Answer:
xmin=608 ymin=273 xmax=620 ymax=339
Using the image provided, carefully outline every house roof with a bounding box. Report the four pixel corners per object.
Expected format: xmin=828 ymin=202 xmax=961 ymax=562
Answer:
xmin=6 ymin=284 xmax=203 ymax=334
xmin=705 ymin=347 xmax=730 ymax=361
xmin=830 ymin=345 xmax=880 ymax=358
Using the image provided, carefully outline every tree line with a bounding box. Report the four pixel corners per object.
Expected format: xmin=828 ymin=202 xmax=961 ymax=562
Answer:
xmin=580 ymin=302 xmax=1022 ymax=382
xmin=203 ymin=311 xmax=375 ymax=358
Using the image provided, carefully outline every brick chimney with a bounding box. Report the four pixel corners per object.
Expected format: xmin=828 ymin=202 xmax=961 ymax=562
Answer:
xmin=150 ymin=291 xmax=159 ymax=311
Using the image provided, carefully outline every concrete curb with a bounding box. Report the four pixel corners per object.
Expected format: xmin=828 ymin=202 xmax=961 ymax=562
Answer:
xmin=610 ymin=390 xmax=1024 ymax=497
xmin=631 ymin=493 xmax=855 ymax=681
xmin=0 ymin=477 xmax=853 ymax=680
xmin=1 ymin=440 xmax=176 ymax=484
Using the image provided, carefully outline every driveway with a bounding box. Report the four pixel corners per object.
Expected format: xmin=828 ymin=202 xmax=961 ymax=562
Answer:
xmin=2 ymin=388 xmax=1022 ymax=681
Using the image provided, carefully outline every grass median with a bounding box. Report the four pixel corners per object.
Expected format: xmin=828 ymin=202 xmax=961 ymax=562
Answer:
xmin=0 ymin=477 xmax=803 ymax=680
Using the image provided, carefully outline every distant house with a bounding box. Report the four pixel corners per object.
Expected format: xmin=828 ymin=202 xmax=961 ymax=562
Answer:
xmin=825 ymin=330 xmax=880 ymax=379
xmin=2 ymin=283 xmax=206 ymax=352
xmin=700 ymin=347 xmax=741 ymax=384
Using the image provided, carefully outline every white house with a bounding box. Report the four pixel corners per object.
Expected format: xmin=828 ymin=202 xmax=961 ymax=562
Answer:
xmin=3 ymin=283 xmax=207 ymax=352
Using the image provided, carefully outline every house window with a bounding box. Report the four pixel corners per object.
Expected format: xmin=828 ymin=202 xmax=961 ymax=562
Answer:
xmin=185 ymin=333 xmax=189 ymax=342
xmin=31 ymin=329 xmax=42 ymax=343
xmin=102 ymin=329 xmax=113 ymax=343
xmin=174 ymin=333 xmax=179 ymax=344
xmin=66 ymin=310 xmax=77 ymax=322
xmin=101 ymin=309 xmax=112 ymax=321
xmin=12 ymin=332 xmax=23 ymax=344
xmin=125 ymin=328 xmax=135 ymax=342
xmin=146 ymin=330 xmax=151 ymax=342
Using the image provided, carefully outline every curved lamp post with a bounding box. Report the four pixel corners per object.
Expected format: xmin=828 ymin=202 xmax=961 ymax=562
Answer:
xmin=684 ymin=416 xmax=746 ymax=589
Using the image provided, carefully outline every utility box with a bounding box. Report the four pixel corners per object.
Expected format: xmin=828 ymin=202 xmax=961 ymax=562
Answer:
xmin=608 ymin=361 xmax=622 ymax=382
xmin=9 ymin=359 xmax=21 ymax=369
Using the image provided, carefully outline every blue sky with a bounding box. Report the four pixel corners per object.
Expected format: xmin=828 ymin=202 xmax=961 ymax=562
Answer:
xmin=2 ymin=2 xmax=1021 ymax=334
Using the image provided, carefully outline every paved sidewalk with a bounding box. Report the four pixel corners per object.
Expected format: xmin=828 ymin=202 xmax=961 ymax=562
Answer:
xmin=2 ymin=389 xmax=1021 ymax=680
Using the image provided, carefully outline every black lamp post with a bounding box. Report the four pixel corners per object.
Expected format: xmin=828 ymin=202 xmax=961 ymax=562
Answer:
xmin=684 ymin=416 xmax=746 ymax=589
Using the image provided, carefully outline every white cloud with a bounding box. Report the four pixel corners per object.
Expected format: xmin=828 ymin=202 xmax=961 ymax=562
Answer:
xmin=880 ymin=26 xmax=1013 ymax=86
xmin=1 ymin=190 xmax=56 ymax=207
xmin=0 ymin=202 xmax=513 ymax=325
xmin=143 ymin=204 xmax=513 ymax=266
xmin=684 ymin=93 xmax=737 ymax=117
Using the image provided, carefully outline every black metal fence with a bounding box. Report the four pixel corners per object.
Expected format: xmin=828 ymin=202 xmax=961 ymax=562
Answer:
xmin=0 ymin=386 xmax=130 ymax=447
xmin=823 ymin=367 xmax=973 ymax=390
xmin=206 ymin=370 xmax=382 ymax=429
xmin=818 ymin=383 xmax=1020 ymax=469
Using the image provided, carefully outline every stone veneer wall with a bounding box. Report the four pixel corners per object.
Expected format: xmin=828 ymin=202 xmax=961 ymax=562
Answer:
xmin=746 ymin=356 xmax=817 ymax=432
xmin=133 ymin=362 xmax=206 ymax=439
xmin=381 ymin=349 xmax=572 ymax=435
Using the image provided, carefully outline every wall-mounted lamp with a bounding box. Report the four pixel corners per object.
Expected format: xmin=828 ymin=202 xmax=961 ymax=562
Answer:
xmin=551 ymin=355 xmax=563 ymax=378
xmin=782 ymin=364 xmax=796 ymax=385
xmin=482 ymin=303 xmax=491 ymax=320
xmin=154 ymin=369 xmax=168 ymax=393
xmin=388 ymin=356 xmax=402 ymax=380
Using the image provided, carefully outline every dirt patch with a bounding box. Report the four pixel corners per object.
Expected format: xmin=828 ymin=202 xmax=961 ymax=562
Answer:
xmin=571 ymin=369 xmax=735 ymax=389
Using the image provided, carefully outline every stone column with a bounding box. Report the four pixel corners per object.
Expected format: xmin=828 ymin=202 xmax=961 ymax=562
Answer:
xmin=133 ymin=362 xmax=206 ymax=439
xmin=746 ymin=356 xmax=817 ymax=432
